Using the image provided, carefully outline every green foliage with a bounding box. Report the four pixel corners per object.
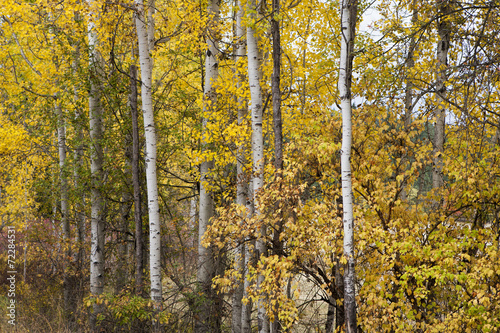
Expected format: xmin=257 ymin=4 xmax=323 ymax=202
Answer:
xmin=84 ymin=292 xmax=171 ymax=331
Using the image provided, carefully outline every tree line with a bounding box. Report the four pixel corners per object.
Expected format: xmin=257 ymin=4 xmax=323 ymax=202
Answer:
xmin=1 ymin=0 xmax=500 ymax=332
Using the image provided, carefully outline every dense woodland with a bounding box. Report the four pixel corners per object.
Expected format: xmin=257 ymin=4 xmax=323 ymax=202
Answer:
xmin=1 ymin=0 xmax=500 ymax=332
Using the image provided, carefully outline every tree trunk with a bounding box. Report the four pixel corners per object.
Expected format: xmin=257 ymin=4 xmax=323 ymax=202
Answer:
xmin=87 ymin=2 xmax=106 ymax=329
xmin=56 ymin=103 xmax=72 ymax=324
xmin=270 ymin=0 xmax=283 ymax=331
xmin=134 ymin=0 xmax=162 ymax=309
xmin=400 ymin=3 xmax=417 ymax=202
xmin=73 ymin=85 xmax=86 ymax=330
xmin=338 ymin=0 xmax=357 ymax=332
xmin=247 ymin=0 xmax=268 ymax=331
xmin=271 ymin=0 xmax=283 ymax=173
xmin=242 ymin=180 xmax=254 ymax=333
xmin=72 ymin=33 xmax=85 ymax=318
xmin=73 ymin=47 xmax=86 ymax=276
xmin=129 ymin=64 xmax=145 ymax=297
xmin=335 ymin=258 xmax=345 ymax=331
xmin=232 ymin=0 xmax=248 ymax=331
xmin=433 ymin=0 xmax=450 ymax=190
xmin=116 ymin=145 xmax=133 ymax=293
xmin=196 ymin=0 xmax=221 ymax=331
xmin=325 ymin=295 xmax=335 ymax=333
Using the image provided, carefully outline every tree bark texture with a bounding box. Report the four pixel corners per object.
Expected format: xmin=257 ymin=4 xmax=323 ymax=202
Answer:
xmin=56 ymin=103 xmax=73 ymax=325
xmin=247 ymin=0 xmax=268 ymax=331
xmin=271 ymin=0 xmax=283 ymax=172
xmin=116 ymin=144 xmax=133 ymax=293
xmin=233 ymin=0 xmax=247 ymax=331
xmin=433 ymin=0 xmax=451 ymax=190
xmin=129 ymin=64 xmax=145 ymax=297
xmin=134 ymin=0 xmax=162 ymax=305
xmin=87 ymin=1 xmax=105 ymax=329
xmin=195 ymin=0 xmax=221 ymax=332
xmin=271 ymin=0 xmax=283 ymax=331
xmin=338 ymin=0 xmax=357 ymax=332
xmin=400 ymin=2 xmax=417 ymax=202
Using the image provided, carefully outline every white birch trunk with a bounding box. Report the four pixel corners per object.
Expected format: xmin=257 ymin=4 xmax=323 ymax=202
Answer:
xmin=56 ymin=104 xmax=69 ymax=253
xmin=247 ymin=0 xmax=268 ymax=331
xmin=196 ymin=0 xmax=220 ymax=331
xmin=73 ymin=49 xmax=86 ymax=268
xmin=56 ymin=103 xmax=71 ymax=319
xmin=87 ymin=2 xmax=105 ymax=328
xmin=433 ymin=0 xmax=450 ymax=190
xmin=400 ymin=2 xmax=417 ymax=201
xmin=189 ymin=190 xmax=197 ymax=249
xmin=338 ymin=0 xmax=357 ymax=332
xmin=134 ymin=0 xmax=162 ymax=304
xmin=233 ymin=1 xmax=247 ymax=331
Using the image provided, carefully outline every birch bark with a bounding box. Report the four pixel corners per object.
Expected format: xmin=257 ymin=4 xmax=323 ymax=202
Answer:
xmin=400 ymin=2 xmax=417 ymax=201
xmin=247 ymin=0 xmax=268 ymax=331
xmin=338 ymin=0 xmax=357 ymax=332
xmin=232 ymin=0 xmax=247 ymax=330
xmin=87 ymin=1 xmax=105 ymax=328
xmin=134 ymin=0 xmax=162 ymax=305
xmin=73 ymin=46 xmax=85 ymax=271
xmin=433 ymin=0 xmax=451 ymax=190
xmin=196 ymin=0 xmax=221 ymax=331
xmin=56 ymin=103 xmax=71 ymax=322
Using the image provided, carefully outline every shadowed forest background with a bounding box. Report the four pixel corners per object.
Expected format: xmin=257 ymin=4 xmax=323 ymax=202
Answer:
xmin=1 ymin=0 xmax=500 ymax=332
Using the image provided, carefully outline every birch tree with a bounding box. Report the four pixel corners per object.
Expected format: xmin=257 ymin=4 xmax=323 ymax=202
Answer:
xmin=247 ymin=0 xmax=268 ymax=331
xmin=56 ymin=102 xmax=71 ymax=322
xmin=196 ymin=0 xmax=221 ymax=331
xmin=433 ymin=0 xmax=451 ymax=190
xmin=134 ymin=0 xmax=162 ymax=305
xmin=233 ymin=0 xmax=248 ymax=331
xmin=86 ymin=0 xmax=106 ymax=329
xmin=338 ymin=0 xmax=357 ymax=332
xmin=270 ymin=0 xmax=283 ymax=330
xmin=129 ymin=64 xmax=145 ymax=296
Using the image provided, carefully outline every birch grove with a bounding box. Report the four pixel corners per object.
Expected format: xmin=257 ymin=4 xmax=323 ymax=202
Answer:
xmin=3 ymin=0 xmax=500 ymax=332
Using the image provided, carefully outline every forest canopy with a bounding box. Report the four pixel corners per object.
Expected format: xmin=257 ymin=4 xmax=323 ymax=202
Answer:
xmin=0 ymin=0 xmax=499 ymax=332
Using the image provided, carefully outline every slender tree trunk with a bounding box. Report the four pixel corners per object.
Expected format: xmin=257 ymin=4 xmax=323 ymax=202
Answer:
xmin=56 ymin=103 xmax=72 ymax=323
xmin=433 ymin=0 xmax=450 ymax=190
xmin=325 ymin=295 xmax=335 ymax=333
xmin=404 ymin=3 xmax=417 ymax=130
xmin=270 ymin=0 xmax=283 ymax=331
xmin=129 ymin=64 xmax=145 ymax=297
xmin=134 ymin=0 xmax=162 ymax=309
xmin=73 ymin=39 xmax=86 ymax=324
xmin=87 ymin=2 xmax=106 ymax=329
xmin=73 ymin=89 xmax=86 ymax=325
xmin=271 ymin=0 xmax=283 ymax=172
xmin=242 ymin=180 xmax=254 ymax=333
xmin=400 ymin=2 xmax=417 ymax=201
xmin=335 ymin=257 xmax=345 ymax=331
xmin=73 ymin=49 xmax=86 ymax=275
xmin=189 ymin=189 xmax=197 ymax=249
xmin=247 ymin=0 xmax=268 ymax=331
xmin=232 ymin=0 xmax=247 ymax=331
xmin=116 ymin=147 xmax=133 ymax=293
xmin=338 ymin=0 xmax=357 ymax=332
xmin=196 ymin=1 xmax=221 ymax=332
